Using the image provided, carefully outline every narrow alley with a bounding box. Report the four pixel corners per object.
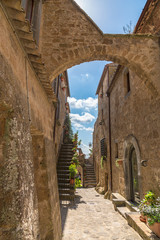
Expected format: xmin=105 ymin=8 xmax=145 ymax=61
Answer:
xmin=61 ymin=188 xmax=142 ymax=240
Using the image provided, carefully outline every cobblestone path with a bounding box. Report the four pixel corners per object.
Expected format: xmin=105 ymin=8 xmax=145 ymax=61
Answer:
xmin=61 ymin=188 xmax=142 ymax=240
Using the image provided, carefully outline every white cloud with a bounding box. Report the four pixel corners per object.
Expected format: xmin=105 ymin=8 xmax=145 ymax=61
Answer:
xmin=80 ymin=142 xmax=90 ymax=157
xmin=73 ymin=123 xmax=93 ymax=132
xmin=70 ymin=112 xmax=95 ymax=124
xmin=68 ymin=97 xmax=98 ymax=111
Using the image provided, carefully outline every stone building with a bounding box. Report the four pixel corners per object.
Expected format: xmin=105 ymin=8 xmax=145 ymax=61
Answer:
xmin=93 ymin=0 xmax=160 ymax=202
xmin=0 ymin=0 xmax=160 ymax=239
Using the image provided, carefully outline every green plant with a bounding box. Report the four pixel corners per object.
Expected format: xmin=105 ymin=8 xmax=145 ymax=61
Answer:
xmin=71 ymin=152 xmax=79 ymax=167
xmin=75 ymin=178 xmax=82 ymax=188
xmin=142 ymin=204 xmax=160 ymax=225
xmin=115 ymin=159 xmax=120 ymax=167
xmin=64 ymin=114 xmax=73 ymax=142
xmin=139 ymin=191 xmax=159 ymax=225
xmin=139 ymin=191 xmax=156 ymax=212
xmin=101 ymin=156 xmax=104 ymax=169
xmin=69 ymin=164 xmax=78 ymax=179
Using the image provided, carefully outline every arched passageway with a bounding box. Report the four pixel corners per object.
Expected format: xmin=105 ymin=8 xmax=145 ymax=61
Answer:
xmin=40 ymin=0 xmax=160 ymax=95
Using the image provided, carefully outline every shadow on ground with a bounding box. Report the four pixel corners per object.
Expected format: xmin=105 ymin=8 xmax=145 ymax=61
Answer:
xmin=60 ymin=190 xmax=87 ymax=232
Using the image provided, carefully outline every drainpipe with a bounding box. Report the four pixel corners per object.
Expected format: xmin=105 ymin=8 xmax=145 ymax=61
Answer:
xmin=107 ymin=68 xmax=113 ymax=192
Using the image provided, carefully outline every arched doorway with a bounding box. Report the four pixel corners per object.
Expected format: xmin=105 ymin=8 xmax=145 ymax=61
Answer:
xmin=124 ymin=135 xmax=142 ymax=203
xmin=129 ymin=146 xmax=140 ymax=202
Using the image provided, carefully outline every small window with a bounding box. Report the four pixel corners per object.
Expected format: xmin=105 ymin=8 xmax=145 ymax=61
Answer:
xmin=100 ymin=138 xmax=107 ymax=159
xmin=124 ymin=68 xmax=131 ymax=96
xmin=126 ymin=71 xmax=130 ymax=93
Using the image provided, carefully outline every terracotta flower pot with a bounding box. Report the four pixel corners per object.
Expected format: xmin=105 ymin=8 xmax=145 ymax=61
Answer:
xmin=70 ymin=178 xmax=75 ymax=185
xmin=139 ymin=214 xmax=147 ymax=223
xmin=147 ymin=221 xmax=160 ymax=238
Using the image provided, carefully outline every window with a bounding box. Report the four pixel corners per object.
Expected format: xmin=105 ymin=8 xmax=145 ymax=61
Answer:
xmin=115 ymin=143 xmax=118 ymax=158
xmin=123 ymin=68 xmax=131 ymax=96
xmin=21 ymin=0 xmax=42 ymax=44
xmin=126 ymin=71 xmax=130 ymax=93
xmin=100 ymin=138 xmax=107 ymax=159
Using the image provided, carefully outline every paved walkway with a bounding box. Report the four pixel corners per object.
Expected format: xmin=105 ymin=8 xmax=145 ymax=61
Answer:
xmin=61 ymin=188 xmax=142 ymax=240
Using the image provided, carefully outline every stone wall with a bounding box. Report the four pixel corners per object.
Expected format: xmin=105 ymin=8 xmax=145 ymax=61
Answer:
xmin=110 ymin=68 xmax=160 ymax=198
xmin=0 ymin=6 xmax=62 ymax=239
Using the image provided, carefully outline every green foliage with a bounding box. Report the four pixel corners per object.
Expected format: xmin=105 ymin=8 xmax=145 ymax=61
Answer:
xmin=71 ymin=152 xmax=79 ymax=167
xmin=101 ymin=156 xmax=104 ymax=169
xmin=64 ymin=114 xmax=73 ymax=142
xmin=139 ymin=191 xmax=160 ymax=225
xmin=75 ymin=178 xmax=82 ymax=188
xmin=69 ymin=164 xmax=78 ymax=179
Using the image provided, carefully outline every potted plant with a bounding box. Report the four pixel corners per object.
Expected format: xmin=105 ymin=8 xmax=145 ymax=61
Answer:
xmin=139 ymin=191 xmax=156 ymax=223
xmin=115 ymin=158 xmax=124 ymax=167
xmin=69 ymin=164 xmax=78 ymax=185
xmin=141 ymin=199 xmax=160 ymax=237
xmin=72 ymin=132 xmax=78 ymax=147
xmin=75 ymin=178 xmax=82 ymax=189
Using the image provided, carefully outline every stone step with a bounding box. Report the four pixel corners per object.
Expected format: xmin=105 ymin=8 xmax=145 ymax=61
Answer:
xmin=85 ymin=174 xmax=95 ymax=177
xmin=57 ymin=169 xmax=70 ymax=174
xmin=85 ymin=178 xmax=96 ymax=182
xmin=117 ymin=206 xmax=131 ymax=219
xmin=4 ymin=0 xmax=22 ymax=10
xmin=59 ymin=193 xmax=74 ymax=201
xmin=58 ymin=178 xmax=70 ymax=184
xmin=12 ymin=19 xmax=30 ymax=32
xmin=58 ymin=183 xmax=73 ymax=189
xmin=57 ymin=162 xmax=71 ymax=166
xmin=6 ymin=6 xmax=25 ymax=21
xmin=57 ymin=174 xmax=70 ymax=179
xmin=85 ymin=180 xmax=96 ymax=183
xmin=59 ymin=188 xmax=74 ymax=195
xmin=57 ymin=166 xmax=70 ymax=171
xmin=59 ymin=154 xmax=73 ymax=157
xmin=17 ymin=29 xmax=34 ymax=41
xmin=58 ymin=157 xmax=72 ymax=161
xmin=126 ymin=212 xmax=160 ymax=240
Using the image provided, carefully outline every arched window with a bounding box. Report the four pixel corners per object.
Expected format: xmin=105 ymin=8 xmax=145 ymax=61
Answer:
xmin=123 ymin=67 xmax=131 ymax=96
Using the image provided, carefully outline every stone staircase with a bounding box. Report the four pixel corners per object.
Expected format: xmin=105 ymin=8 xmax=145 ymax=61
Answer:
xmin=57 ymin=144 xmax=75 ymax=201
xmin=84 ymin=164 xmax=96 ymax=188
xmin=1 ymin=0 xmax=56 ymax=102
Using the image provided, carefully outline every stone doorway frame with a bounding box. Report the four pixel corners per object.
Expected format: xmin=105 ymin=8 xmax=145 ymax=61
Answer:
xmin=123 ymin=135 xmax=142 ymax=201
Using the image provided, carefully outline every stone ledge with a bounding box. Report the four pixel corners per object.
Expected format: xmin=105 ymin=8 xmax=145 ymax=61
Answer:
xmin=126 ymin=212 xmax=160 ymax=240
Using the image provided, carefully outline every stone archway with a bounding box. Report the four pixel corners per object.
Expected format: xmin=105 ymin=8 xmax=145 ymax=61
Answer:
xmin=123 ymin=135 xmax=142 ymax=201
xmin=40 ymin=0 xmax=160 ymax=96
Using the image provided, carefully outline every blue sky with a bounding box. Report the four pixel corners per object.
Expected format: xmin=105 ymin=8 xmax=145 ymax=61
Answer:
xmin=68 ymin=0 xmax=147 ymax=156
